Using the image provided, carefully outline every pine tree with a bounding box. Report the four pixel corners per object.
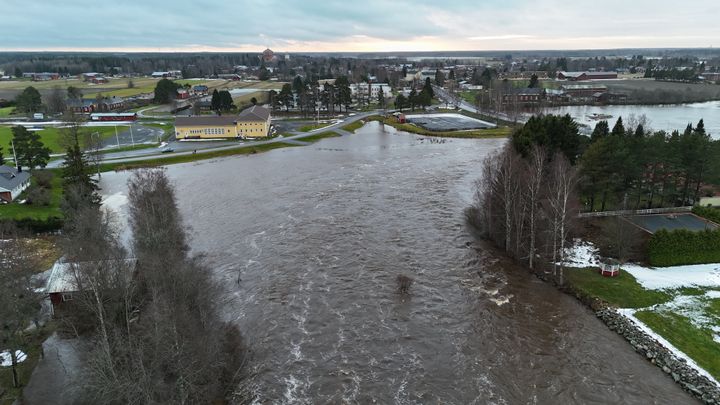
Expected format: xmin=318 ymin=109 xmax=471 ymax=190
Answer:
xmin=61 ymin=142 xmax=100 ymax=213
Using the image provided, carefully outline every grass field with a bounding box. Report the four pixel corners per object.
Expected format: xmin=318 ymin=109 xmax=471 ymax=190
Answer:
xmin=298 ymin=123 xmax=331 ymax=132
xmin=0 ymin=106 xmax=15 ymax=117
xmin=0 ymin=125 xmax=129 ymax=153
xmin=341 ymin=120 xmax=365 ymax=133
xmin=635 ymin=310 xmax=720 ymax=380
xmin=299 ymin=131 xmax=341 ymax=142
xmin=566 ymin=268 xmax=672 ymax=308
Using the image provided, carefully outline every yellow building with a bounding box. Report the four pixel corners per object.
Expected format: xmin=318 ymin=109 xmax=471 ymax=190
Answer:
xmin=175 ymin=106 xmax=271 ymax=139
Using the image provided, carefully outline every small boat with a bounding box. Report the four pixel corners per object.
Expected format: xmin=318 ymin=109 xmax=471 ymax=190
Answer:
xmin=587 ymin=113 xmax=613 ymax=120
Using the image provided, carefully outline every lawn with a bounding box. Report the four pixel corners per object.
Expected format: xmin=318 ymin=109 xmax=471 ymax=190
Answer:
xmin=635 ymin=310 xmax=720 ymax=380
xmin=0 ymin=171 xmax=63 ymax=221
xmin=341 ymin=120 xmax=365 ymax=133
xmin=298 ymin=131 xmax=341 ymax=143
xmin=565 ymin=268 xmax=673 ymax=308
xmin=0 ymin=106 xmax=16 ymax=117
xmin=0 ymin=125 xmax=128 ymax=153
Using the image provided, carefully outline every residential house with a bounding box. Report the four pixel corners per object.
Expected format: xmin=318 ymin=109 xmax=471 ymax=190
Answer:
xmin=46 ymin=259 xmax=137 ymax=315
xmin=0 ymin=165 xmax=31 ymax=203
xmin=502 ymin=87 xmax=544 ymax=105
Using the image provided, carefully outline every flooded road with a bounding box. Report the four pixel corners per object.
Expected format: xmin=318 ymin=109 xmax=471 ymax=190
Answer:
xmin=100 ymin=122 xmax=694 ymax=404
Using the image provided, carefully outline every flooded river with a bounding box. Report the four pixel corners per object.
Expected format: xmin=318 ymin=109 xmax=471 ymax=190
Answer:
xmin=100 ymin=122 xmax=694 ymax=404
xmin=543 ymin=101 xmax=720 ymax=138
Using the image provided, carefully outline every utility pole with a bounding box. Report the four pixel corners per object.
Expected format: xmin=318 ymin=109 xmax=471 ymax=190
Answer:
xmin=129 ymin=124 xmax=135 ymax=146
xmin=114 ymin=125 xmax=120 ymax=148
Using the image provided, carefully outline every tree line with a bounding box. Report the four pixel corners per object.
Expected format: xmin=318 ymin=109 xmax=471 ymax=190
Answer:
xmin=57 ymin=126 xmax=247 ymax=402
xmin=469 ymin=114 xmax=720 ymax=282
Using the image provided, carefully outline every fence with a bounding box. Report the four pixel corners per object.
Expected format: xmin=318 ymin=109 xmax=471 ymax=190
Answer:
xmin=577 ymin=206 xmax=693 ymax=218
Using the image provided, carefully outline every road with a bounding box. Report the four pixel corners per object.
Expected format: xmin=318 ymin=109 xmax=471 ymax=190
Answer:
xmin=45 ymin=111 xmax=381 ymax=168
xmin=432 ymin=85 xmax=526 ymax=125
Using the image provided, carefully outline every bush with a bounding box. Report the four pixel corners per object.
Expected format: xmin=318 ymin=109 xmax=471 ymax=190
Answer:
xmin=648 ymin=228 xmax=720 ymax=266
xmin=26 ymin=186 xmax=51 ymax=206
xmin=33 ymin=170 xmax=54 ymax=189
xmin=693 ymin=206 xmax=720 ymax=225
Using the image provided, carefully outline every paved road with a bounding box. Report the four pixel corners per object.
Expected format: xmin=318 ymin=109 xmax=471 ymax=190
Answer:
xmin=45 ymin=111 xmax=381 ymax=168
xmin=432 ymin=85 xmax=525 ymax=125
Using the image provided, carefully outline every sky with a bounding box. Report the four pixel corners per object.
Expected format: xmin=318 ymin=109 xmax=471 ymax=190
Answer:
xmin=3 ymin=0 xmax=719 ymax=52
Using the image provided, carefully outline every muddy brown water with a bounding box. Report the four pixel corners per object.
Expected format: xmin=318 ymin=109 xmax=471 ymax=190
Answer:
xmin=99 ymin=122 xmax=695 ymax=404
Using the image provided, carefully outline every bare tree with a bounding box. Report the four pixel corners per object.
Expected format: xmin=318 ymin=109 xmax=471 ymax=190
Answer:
xmin=0 ymin=227 xmax=43 ymax=388
xmin=46 ymin=86 xmax=67 ymax=115
xmin=525 ymin=145 xmax=546 ymax=271
xmin=545 ymin=153 xmax=579 ymax=285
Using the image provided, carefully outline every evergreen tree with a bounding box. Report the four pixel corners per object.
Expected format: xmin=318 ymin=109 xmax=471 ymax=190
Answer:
xmin=528 ymin=74 xmax=539 ymax=88
xmin=434 ymin=69 xmax=445 ymax=86
xmin=590 ymin=120 xmax=610 ymax=143
xmin=408 ymin=88 xmax=417 ymax=111
xmin=0 ymin=146 xmax=4 ymax=165
xmin=153 ymin=79 xmax=180 ymax=104
xmin=61 ymin=142 xmax=100 ymax=214
xmin=15 ymin=86 xmax=42 ymax=114
xmin=423 ymin=78 xmax=434 ymax=98
xmin=395 ymin=94 xmax=407 ymax=111
xmin=211 ymin=89 xmax=221 ymax=111
xmin=611 ymin=117 xmax=625 ymax=137
xmin=11 ymin=126 xmax=51 ymax=171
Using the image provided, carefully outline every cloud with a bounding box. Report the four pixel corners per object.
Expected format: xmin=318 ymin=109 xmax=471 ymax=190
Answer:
xmin=1 ymin=0 xmax=718 ymax=51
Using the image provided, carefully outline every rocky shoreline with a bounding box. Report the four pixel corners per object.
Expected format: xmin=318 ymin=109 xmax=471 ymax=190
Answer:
xmin=566 ymin=285 xmax=720 ymax=404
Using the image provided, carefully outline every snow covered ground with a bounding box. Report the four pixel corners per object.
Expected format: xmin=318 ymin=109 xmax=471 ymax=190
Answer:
xmin=563 ymin=239 xmax=720 ymax=290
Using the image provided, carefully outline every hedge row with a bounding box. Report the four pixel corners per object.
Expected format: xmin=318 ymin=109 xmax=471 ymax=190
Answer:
xmin=693 ymin=206 xmax=720 ymax=225
xmin=648 ymin=228 xmax=720 ymax=266
xmin=1 ymin=217 xmax=64 ymax=233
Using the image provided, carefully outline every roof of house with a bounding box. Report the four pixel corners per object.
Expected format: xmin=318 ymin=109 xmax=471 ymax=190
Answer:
xmin=46 ymin=258 xmax=137 ymax=294
xmin=237 ymin=105 xmax=270 ymax=122
xmin=0 ymin=165 xmax=31 ymax=192
xmin=175 ymin=116 xmax=238 ymax=127
xmin=561 ymin=84 xmax=608 ymax=90
xmin=509 ymin=87 xmax=544 ymax=95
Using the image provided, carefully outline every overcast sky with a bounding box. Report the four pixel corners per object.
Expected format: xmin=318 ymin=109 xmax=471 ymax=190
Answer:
xmin=3 ymin=0 xmax=719 ymax=52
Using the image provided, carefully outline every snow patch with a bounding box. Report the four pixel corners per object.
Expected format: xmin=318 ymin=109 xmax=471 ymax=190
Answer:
xmin=562 ymin=239 xmax=600 ymax=268
xmin=623 ymin=263 xmax=720 ymax=290
xmin=0 ymin=350 xmax=27 ymax=367
xmin=102 ymin=192 xmax=128 ymax=211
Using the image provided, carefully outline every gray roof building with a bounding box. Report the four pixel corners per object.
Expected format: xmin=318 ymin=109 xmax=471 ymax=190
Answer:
xmin=0 ymin=165 xmax=31 ymax=203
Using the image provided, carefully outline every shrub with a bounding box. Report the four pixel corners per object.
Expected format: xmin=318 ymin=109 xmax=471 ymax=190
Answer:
xmin=693 ymin=206 xmax=720 ymax=225
xmin=33 ymin=170 xmax=54 ymax=189
xmin=648 ymin=228 xmax=720 ymax=266
xmin=26 ymin=186 xmax=51 ymax=206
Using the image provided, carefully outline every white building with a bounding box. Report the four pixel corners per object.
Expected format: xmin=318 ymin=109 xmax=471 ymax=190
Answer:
xmin=350 ymin=83 xmax=392 ymax=100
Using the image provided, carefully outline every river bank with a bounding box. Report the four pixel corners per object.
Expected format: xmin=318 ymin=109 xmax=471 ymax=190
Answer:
xmin=564 ymin=278 xmax=720 ymax=404
xmin=92 ymin=125 xmax=693 ymax=403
